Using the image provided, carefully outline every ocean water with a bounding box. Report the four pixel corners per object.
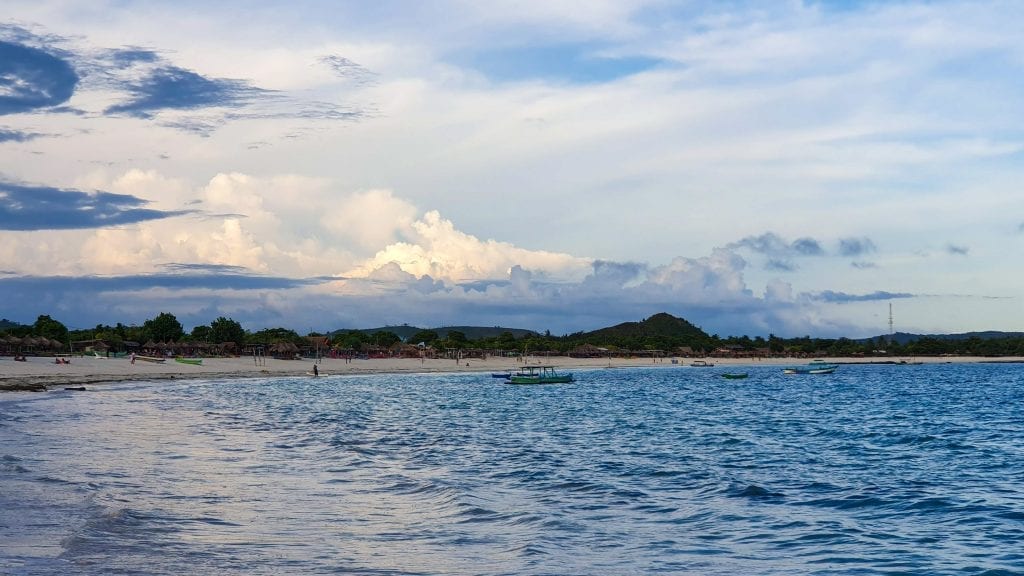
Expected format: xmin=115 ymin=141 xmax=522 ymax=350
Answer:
xmin=1 ymin=363 xmax=1022 ymax=575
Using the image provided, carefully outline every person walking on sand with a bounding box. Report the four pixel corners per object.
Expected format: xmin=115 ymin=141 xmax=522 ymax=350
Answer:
xmin=130 ymin=352 xmax=135 ymax=365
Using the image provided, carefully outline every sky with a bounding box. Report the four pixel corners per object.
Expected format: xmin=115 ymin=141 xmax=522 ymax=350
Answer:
xmin=1 ymin=0 xmax=1022 ymax=338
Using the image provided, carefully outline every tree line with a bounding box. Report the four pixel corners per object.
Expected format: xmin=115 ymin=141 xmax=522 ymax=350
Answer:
xmin=3 ymin=313 xmax=1024 ymax=357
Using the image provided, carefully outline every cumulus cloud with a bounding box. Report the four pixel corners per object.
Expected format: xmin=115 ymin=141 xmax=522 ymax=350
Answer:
xmin=346 ymin=209 xmax=591 ymax=282
xmin=321 ymin=189 xmax=418 ymax=251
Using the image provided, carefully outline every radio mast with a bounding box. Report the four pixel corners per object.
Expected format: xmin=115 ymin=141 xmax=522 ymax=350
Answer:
xmin=888 ymin=302 xmax=894 ymax=344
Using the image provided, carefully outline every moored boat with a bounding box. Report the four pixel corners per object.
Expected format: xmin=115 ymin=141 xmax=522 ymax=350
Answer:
xmin=491 ymin=372 xmax=512 ymax=379
xmin=721 ymin=372 xmax=748 ymax=379
xmin=174 ymin=357 xmax=203 ymax=366
xmin=690 ymin=360 xmax=715 ymax=367
xmin=783 ymin=360 xmax=837 ymax=375
xmin=134 ymin=355 xmax=166 ymax=363
xmin=508 ymin=366 xmax=574 ymax=384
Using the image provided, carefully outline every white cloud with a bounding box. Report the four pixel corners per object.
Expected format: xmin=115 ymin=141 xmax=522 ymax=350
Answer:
xmin=346 ymin=209 xmax=592 ymax=282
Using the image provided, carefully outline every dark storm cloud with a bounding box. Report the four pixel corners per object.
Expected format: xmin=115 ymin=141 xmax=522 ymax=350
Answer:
xmin=0 ymin=127 xmax=42 ymax=142
xmin=811 ymin=290 xmax=914 ymax=303
xmin=0 ymin=39 xmax=79 ymax=114
xmin=0 ymin=272 xmax=327 ymax=295
xmin=104 ymin=65 xmax=268 ymax=118
xmin=765 ymin=259 xmax=797 ymax=272
xmin=106 ymin=46 xmax=160 ymax=68
xmin=731 ymin=232 xmax=825 ymax=258
xmin=0 ymin=26 xmax=368 ymax=134
xmin=946 ymin=244 xmax=969 ymax=256
xmin=320 ymin=55 xmax=377 ymax=85
xmin=0 ymin=181 xmax=194 ymax=230
xmin=791 ymin=237 xmax=824 ymax=256
xmin=838 ymin=237 xmax=877 ymax=257
xmin=162 ymin=263 xmax=253 ymax=274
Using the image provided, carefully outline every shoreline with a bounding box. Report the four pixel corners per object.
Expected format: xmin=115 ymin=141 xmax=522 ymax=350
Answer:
xmin=3 ymin=354 xmax=1022 ymax=392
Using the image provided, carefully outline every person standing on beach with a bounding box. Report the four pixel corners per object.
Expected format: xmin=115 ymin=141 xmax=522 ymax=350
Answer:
xmin=130 ymin=352 xmax=135 ymax=365
xmin=313 ymin=364 xmax=319 ymax=377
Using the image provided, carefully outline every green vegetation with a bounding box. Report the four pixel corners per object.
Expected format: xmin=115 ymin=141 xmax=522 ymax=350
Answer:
xmin=2 ymin=311 xmax=1024 ymax=357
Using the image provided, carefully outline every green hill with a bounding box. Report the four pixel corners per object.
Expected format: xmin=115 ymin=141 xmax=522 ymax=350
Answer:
xmin=866 ymin=331 xmax=1024 ymax=345
xmin=576 ymin=312 xmax=710 ymax=349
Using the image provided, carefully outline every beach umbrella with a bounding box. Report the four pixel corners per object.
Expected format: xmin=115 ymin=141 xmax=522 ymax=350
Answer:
xmin=143 ymin=340 xmax=157 ymax=349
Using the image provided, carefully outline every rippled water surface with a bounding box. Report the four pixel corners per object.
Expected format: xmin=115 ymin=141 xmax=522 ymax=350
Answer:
xmin=2 ymin=363 xmax=1023 ymax=575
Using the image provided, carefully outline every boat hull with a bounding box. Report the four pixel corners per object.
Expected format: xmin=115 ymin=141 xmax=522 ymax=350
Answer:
xmin=508 ymin=375 xmax=574 ymax=384
xmin=508 ymin=366 xmax=574 ymax=384
xmin=783 ymin=364 xmax=837 ymax=375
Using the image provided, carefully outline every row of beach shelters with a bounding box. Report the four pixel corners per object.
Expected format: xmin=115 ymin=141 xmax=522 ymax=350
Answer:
xmin=137 ymin=340 xmax=237 ymax=357
xmin=1 ymin=335 xmax=66 ymax=354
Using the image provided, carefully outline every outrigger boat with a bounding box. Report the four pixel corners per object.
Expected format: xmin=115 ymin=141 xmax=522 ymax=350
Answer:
xmin=783 ymin=360 xmax=837 ymax=375
xmin=508 ymin=366 xmax=574 ymax=384
xmin=134 ymin=355 xmax=166 ymax=363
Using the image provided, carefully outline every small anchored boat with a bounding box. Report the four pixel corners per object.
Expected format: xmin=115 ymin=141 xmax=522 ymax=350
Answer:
xmin=783 ymin=360 xmax=838 ymax=375
xmin=721 ymin=372 xmax=749 ymax=379
xmin=508 ymin=366 xmax=574 ymax=384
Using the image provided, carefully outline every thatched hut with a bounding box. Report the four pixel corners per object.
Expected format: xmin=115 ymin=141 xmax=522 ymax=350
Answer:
xmin=269 ymin=342 xmax=299 ymax=359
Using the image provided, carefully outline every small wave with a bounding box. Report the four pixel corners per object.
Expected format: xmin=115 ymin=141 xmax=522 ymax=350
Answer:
xmin=453 ymin=504 xmax=506 ymax=525
xmin=729 ymin=484 xmax=784 ymax=500
xmin=799 ymin=493 xmax=894 ymax=511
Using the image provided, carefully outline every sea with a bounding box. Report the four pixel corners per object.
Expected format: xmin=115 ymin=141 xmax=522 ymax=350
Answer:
xmin=1 ymin=363 xmax=1022 ymax=575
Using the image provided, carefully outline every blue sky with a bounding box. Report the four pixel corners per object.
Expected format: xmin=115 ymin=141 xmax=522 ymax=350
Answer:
xmin=1 ymin=0 xmax=1021 ymax=337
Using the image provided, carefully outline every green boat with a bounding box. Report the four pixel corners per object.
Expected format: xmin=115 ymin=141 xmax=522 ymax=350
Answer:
xmin=508 ymin=366 xmax=574 ymax=384
xmin=174 ymin=357 xmax=203 ymax=366
xmin=721 ymin=372 xmax=748 ymax=379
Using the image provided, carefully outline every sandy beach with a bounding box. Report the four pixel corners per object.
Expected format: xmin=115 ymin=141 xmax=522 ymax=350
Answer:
xmin=2 ymin=354 xmax=1021 ymax=392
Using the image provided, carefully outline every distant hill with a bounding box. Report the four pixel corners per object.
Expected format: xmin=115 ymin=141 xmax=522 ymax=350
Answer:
xmin=330 ymin=324 xmax=538 ymax=341
xmin=0 ymin=318 xmax=23 ymax=330
xmin=576 ymin=312 xmax=710 ymax=346
xmin=866 ymin=331 xmax=1024 ymax=345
